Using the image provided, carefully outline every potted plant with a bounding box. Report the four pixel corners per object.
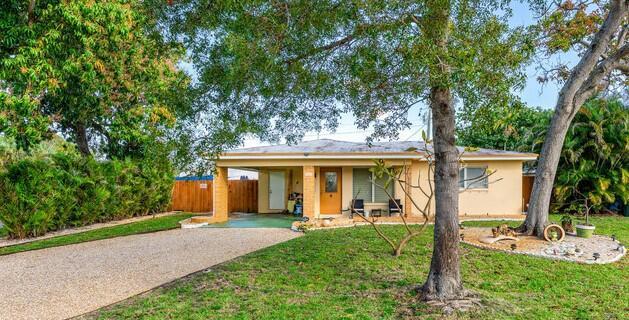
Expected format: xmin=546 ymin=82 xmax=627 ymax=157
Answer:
xmin=575 ymin=191 xmax=595 ymax=238
xmin=560 ymin=215 xmax=574 ymax=233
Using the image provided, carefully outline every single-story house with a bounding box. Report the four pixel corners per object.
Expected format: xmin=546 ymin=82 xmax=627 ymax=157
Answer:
xmin=212 ymin=139 xmax=537 ymax=221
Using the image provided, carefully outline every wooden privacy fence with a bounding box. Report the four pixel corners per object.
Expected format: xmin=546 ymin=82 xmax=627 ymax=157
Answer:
xmin=171 ymin=180 xmax=258 ymax=213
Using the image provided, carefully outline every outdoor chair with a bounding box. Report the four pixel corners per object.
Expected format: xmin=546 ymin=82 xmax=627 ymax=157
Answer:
xmin=388 ymin=199 xmax=403 ymax=216
xmin=350 ymin=199 xmax=365 ymax=219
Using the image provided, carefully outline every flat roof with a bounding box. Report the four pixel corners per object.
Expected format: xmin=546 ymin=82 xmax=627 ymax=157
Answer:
xmin=220 ymin=139 xmax=538 ymax=161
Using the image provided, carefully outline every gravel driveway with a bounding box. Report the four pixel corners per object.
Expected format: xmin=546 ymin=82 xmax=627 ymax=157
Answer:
xmin=0 ymin=228 xmax=301 ymax=320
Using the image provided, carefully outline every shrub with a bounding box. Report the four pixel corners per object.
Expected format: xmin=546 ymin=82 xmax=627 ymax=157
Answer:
xmin=0 ymin=153 xmax=174 ymax=239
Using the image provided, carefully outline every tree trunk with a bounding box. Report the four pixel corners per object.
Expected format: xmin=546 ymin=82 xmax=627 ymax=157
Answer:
xmin=519 ymin=108 xmax=574 ymax=236
xmin=421 ymin=86 xmax=465 ymax=300
xmin=74 ymin=123 xmax=91 ymax=156
xmin=519 ymin=0 xmax=628 ymax=237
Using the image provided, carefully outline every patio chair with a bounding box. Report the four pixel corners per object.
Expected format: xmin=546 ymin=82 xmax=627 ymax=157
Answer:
xmin=350 ymin=199 xmax=365 ymax=219
xmin=388 ymin=199 xmax=403 ymax=216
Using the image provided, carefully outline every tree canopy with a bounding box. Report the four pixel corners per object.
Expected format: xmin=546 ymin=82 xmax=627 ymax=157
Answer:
xmin=0 ymin=0 xmax=192 ymax=160
xmin=150 ymin=0 xmax=533 ymax=159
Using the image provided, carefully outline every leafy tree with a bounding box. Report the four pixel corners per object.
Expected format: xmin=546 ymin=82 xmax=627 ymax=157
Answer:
xmin=457 ymin=102 xmax=552 ymax=153
xmin=521 ymin=0 xmax=628 ymax=236
xmin=0 ymin=0 xmax=191 ymax=160
xmin=553 ymin=98 xmax=628 ymax=215
xmin=157 ymin=0 xmax=532 ymax=303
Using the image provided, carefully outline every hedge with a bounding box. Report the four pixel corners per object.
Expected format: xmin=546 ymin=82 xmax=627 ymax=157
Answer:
xmin=0 ymin=153 xmax=174 ymax=239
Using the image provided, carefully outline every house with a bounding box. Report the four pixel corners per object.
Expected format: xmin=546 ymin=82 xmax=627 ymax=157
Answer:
xmin=212 ymin=139 xmax=537 ymax=222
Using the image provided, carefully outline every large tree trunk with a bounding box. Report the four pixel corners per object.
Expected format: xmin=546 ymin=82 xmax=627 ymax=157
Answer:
xmin=74 ymin=123 xmax=91 ymax=156
xmin=421 ymin=87 xmax=464 ymax=300
xmin=520 ymin=107 xmax=574 ymax=235
xmin=520 ymin=0 xmax=628 ymax=236
xmin=420 ymin=0 xmax=465 ymax=302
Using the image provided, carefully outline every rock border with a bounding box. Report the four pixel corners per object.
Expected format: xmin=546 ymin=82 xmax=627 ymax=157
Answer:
xmin=461 ymin=236 xmax=626 ymax=265
xmin=292 ymin=217 xmax=525 ymax=232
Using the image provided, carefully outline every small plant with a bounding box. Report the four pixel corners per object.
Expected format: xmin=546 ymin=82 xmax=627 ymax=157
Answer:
xmin=560 ymin=215 xmax=574 ymax=233
xmin=574 ymin=190 xmax=596 ymax=238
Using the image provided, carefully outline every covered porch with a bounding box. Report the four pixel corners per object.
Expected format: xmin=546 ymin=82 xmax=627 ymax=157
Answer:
xmin=213 ymin=160 xmax=421 ymax=222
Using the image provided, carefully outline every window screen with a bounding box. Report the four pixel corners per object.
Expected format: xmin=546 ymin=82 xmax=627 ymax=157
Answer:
xmin=353 ymin=168 xmax=394 ymax=202
xmin=373 ymin=174 xmax=394 ymax=203
xmin=352 ymin=168 xmax=372 ymax=201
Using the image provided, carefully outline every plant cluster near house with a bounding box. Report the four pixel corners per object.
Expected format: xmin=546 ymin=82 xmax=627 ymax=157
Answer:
xmin=0 ymin=212 xmax=194 ymax=256
xmin=84 ymin=215 xmax=628 ymax=320
xmin=0 ymin=149 xmax=174 ymax=239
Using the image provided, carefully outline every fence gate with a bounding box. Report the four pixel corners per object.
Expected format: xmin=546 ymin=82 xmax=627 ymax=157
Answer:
xmin=171 ymin=179 xmax=258 ymax=213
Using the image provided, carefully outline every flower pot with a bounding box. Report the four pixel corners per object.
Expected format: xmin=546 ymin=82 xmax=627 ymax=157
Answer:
xmin=576 ymin=224 xmax=595 ymax=238
xmin=561 ymin=221 xmax=574 ymax=233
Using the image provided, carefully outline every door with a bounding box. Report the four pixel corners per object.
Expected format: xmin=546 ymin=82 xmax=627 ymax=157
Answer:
xmin=269 ymin=171 xmax=285 ymax=210
xmin=320 ymin=167 xmax=342 ymax=214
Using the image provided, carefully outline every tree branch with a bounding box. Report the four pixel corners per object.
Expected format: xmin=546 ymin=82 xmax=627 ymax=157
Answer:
xmin=574 ymin=42 xmax=629 ymax=110
xmin=283 ymin=34 xmax=355 ymax=65
xmin=557 ymin=0 xmax=628 ymax=109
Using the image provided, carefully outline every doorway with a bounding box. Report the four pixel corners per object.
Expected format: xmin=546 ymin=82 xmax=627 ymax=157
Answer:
xmin=320 ymin=167 xmax=342 ymax=214
xmin=269 ymin=171 xmax=286 ymax=210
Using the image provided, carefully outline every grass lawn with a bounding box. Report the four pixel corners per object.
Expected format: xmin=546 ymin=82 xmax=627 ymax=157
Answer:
xmin=0 ymin=213 xmax=195 ymax=256
xmin=86 ymin=214 xmax=628 ymax=320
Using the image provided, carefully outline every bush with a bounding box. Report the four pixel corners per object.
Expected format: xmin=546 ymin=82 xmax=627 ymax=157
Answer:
xmin=0 ymin=153 xmax=174 ymax=239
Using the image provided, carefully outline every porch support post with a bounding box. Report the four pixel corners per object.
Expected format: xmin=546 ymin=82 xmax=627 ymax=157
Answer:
xmin=302 ymin=165 xmax=315 ymax=219
xmin=213 ymin=166 xmax=229 ymax=222
xmin=404 ymin=162 xmax=412 ymax=217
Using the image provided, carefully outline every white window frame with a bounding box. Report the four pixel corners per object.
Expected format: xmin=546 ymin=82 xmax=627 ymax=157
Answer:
xmin=459 ymin=166 xmax=489 ymax=190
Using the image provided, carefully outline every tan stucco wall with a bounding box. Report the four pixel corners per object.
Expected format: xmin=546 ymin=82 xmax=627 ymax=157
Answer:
xmin=459 ymin=160 xmax=523 ymax=215
xmin=238 ymin=159 xmax=525 ymax=217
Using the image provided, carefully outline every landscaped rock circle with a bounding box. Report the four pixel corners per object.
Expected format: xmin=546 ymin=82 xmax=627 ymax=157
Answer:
xmin=460 ymin=227 xmax=625 ymax=264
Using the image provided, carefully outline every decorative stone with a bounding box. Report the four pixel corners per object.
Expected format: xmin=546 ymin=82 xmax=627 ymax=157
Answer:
xmin=479 ymin=235 xmax=519 ymax=244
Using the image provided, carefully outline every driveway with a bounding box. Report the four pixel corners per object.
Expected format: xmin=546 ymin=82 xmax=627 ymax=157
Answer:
xmin=0 ymin=228 xmax=301 ymax=320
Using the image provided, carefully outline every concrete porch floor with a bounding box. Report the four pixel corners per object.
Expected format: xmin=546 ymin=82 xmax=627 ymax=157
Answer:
xmin=203 ymin=212 xmax=303 ymax=229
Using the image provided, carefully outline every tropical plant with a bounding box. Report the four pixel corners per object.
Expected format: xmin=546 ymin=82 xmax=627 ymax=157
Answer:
xmin=552 ymin=99 xmax=628 ymax=215
xmin=0 ymin=150 xmax=174 ymax=239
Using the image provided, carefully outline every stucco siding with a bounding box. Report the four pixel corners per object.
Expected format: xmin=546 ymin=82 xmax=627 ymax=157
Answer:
xmin=459 ymin=160 xmax=523 ymax=215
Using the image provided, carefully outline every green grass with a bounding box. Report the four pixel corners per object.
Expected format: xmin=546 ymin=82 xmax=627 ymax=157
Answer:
xmin=0 ymin=213 xmax=195 ymax=256
xmin=86 ymin=214 xmax=628 ymax=320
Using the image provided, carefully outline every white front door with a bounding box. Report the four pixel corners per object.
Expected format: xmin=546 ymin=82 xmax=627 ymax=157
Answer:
xmin=269 ymin=171 xmax=285 ymax=210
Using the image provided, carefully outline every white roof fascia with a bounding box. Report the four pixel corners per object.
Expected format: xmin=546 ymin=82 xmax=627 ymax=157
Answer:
xmin=219 ymin=154 xmax=537 ymax=161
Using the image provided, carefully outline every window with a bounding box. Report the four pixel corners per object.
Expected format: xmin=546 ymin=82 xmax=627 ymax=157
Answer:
xmin=352 ymin=168 xmax=394 ymax=203
xmin=459 ymin=167 xmax=489 ymax=189
xmin=325 ymin=171 xmax=338 ymax=192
